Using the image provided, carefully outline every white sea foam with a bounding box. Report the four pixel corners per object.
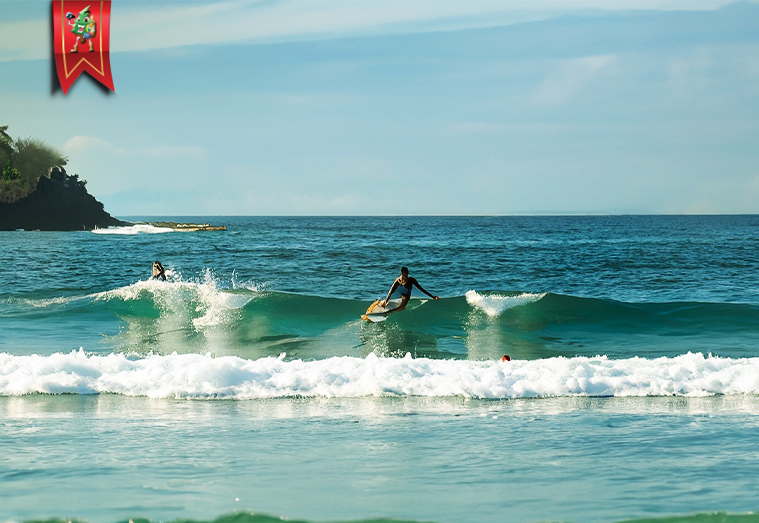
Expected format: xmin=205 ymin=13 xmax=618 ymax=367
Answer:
xmin=466 ymin=290 xmax=546 ymax=317
xmin=1 ymin=351 xmax=758 ymax=399
xmin=92 ymin=224 xmax=174 ymax=235
xmin=11 ymin=270 xmax=259 ymax=332
xmin=95 ymin=270 xmax=256 ymax=328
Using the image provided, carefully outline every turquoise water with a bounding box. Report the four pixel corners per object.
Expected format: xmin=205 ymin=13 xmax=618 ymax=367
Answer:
xmin=1 ymin=216 xmax=759 ymax=522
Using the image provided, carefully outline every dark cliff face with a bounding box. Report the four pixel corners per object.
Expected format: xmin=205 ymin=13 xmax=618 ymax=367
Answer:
xmin=0 ymin=168 xmax=126 ymax=231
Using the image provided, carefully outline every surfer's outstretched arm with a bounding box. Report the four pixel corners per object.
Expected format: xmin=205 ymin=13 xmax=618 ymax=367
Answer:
xmin=412 ymin=278 xmax=439 ymax=300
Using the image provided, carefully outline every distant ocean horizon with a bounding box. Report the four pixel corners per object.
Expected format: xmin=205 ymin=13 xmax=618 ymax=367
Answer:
xmin=2 ymin=215 xmax=758 ymax=523
xmin=118 ymin=213 xmax=759 ymax=217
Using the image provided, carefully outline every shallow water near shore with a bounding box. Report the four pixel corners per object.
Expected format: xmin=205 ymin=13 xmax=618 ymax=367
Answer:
xmin=3 ymin=395 xmax=759 ymax=523
xmin=1 ymin=216 xmax=759 ymax=523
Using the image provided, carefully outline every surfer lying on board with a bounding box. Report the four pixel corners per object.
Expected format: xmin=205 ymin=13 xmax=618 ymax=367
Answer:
xmin=380 ymin=267 xmax=439 ymax=313
xmin=151 ymin=260 xmax=166 ymax=281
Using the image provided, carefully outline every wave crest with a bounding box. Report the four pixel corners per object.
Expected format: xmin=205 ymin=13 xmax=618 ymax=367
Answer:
xmin=465 ymin=290 xmax=546 ymax=317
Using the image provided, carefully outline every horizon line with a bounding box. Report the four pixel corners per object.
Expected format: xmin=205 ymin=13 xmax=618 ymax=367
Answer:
xmin=115 ymin=213 xmax=759 ymax=218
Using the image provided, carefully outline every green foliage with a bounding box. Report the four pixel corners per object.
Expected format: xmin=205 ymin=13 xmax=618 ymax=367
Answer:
xmin=0 ymin=177 xmax=32 ymax=203
xmin=0 ymin=125 xmax=14 ymax=158
xmin=0 ymin=128 xmax=68 ymax=203
xmin=0 ymin=158 xmax=29 ymax=202
xmin=13 ymin=137 xmax=68 ymax=185
xmin=2 ymin=161 xmax=21 ymax=181
xmin=0 ymin=127 xmax=14 ymax=171
xmin=0 ymin=150 xmax=10 ymax=171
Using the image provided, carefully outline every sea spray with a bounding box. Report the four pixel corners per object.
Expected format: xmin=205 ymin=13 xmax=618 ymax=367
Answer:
xmin=95 ymin=271 xmax=257 ymax=329
xmin=465 ymin=290 xmax=547 ymax=317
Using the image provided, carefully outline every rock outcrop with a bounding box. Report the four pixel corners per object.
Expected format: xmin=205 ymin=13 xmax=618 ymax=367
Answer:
xmin=0 ymin=167 xmax=126 ymax=231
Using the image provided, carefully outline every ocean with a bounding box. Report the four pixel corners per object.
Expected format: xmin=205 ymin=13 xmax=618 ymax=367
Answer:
xmin=1 ymin=215 xmax=759 ymax=523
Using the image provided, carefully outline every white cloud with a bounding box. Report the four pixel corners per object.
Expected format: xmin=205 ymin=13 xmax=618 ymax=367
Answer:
xmin=64 ymin=135 xmax=126 ymax=155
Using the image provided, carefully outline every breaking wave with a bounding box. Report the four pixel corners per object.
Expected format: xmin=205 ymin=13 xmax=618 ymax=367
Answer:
xmin=2 ymin=350 xmax=758 ymax=399
xmin=91 ymin=224 xmax=174 ymax=235
xmin=465 ymin=290 xmax=547 ymax=317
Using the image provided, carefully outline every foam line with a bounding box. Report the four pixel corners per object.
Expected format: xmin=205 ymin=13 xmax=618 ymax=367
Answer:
xmin=92 ymin=224 xmax=174 ymax=235
xmin=1 ymin=351 xmax=758 ymax=399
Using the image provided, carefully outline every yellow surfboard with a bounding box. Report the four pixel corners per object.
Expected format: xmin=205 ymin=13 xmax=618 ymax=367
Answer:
xmin=361 ymin=298 xmax=404 ymax=322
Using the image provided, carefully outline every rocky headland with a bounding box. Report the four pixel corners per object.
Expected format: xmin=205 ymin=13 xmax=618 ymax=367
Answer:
xmin=0 ymin=167 xmax=126 ymax=231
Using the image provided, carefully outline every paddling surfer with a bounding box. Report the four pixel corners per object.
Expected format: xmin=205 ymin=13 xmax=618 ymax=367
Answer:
xmin=380 ymin=267 xmax=439 ymax=313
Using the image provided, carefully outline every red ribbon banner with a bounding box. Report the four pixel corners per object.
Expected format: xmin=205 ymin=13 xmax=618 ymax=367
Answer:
xmin=53 ymin=1 xmax=114 ymax=94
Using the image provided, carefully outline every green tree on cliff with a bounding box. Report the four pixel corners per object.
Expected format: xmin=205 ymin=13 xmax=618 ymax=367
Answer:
xmin=0 ymin=126 xmax=68 ymax=204
xmin=0 ymin=126 xmax=14 ymax=168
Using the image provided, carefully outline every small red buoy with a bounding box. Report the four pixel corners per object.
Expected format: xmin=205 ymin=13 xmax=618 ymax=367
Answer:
xmin=501 ymin=355 xmax=511 ymax=362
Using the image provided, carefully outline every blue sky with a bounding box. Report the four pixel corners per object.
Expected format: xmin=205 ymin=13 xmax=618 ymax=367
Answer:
xmin=1 ymin=0 xmax=758 ymax=215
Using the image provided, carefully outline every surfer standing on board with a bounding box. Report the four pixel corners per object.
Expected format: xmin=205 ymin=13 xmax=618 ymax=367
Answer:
xmin=381 ymin=267 xmax=439 ymax=313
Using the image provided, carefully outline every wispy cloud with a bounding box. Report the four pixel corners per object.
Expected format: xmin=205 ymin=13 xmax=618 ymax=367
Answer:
xmin=0 ymin=19 xmax=48 ymax=62
xmin=63 ymin=136 xmax=206 ymax=160
xmin=532 ymin=54 xmax=618 ymax=105
xmin=108 ymin=0 xmax=752 ymax=53
xmin=0 ymin=0 xmax=743 ymax=62
xmin=108 ymin=0 xmax=548 ymax=53
xmin=64 ymin=136 xmax=126 ymax=155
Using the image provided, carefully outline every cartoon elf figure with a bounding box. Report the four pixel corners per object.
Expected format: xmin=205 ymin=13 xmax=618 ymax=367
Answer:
xmin=66 ymin=5 xmax=97 ymax=53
